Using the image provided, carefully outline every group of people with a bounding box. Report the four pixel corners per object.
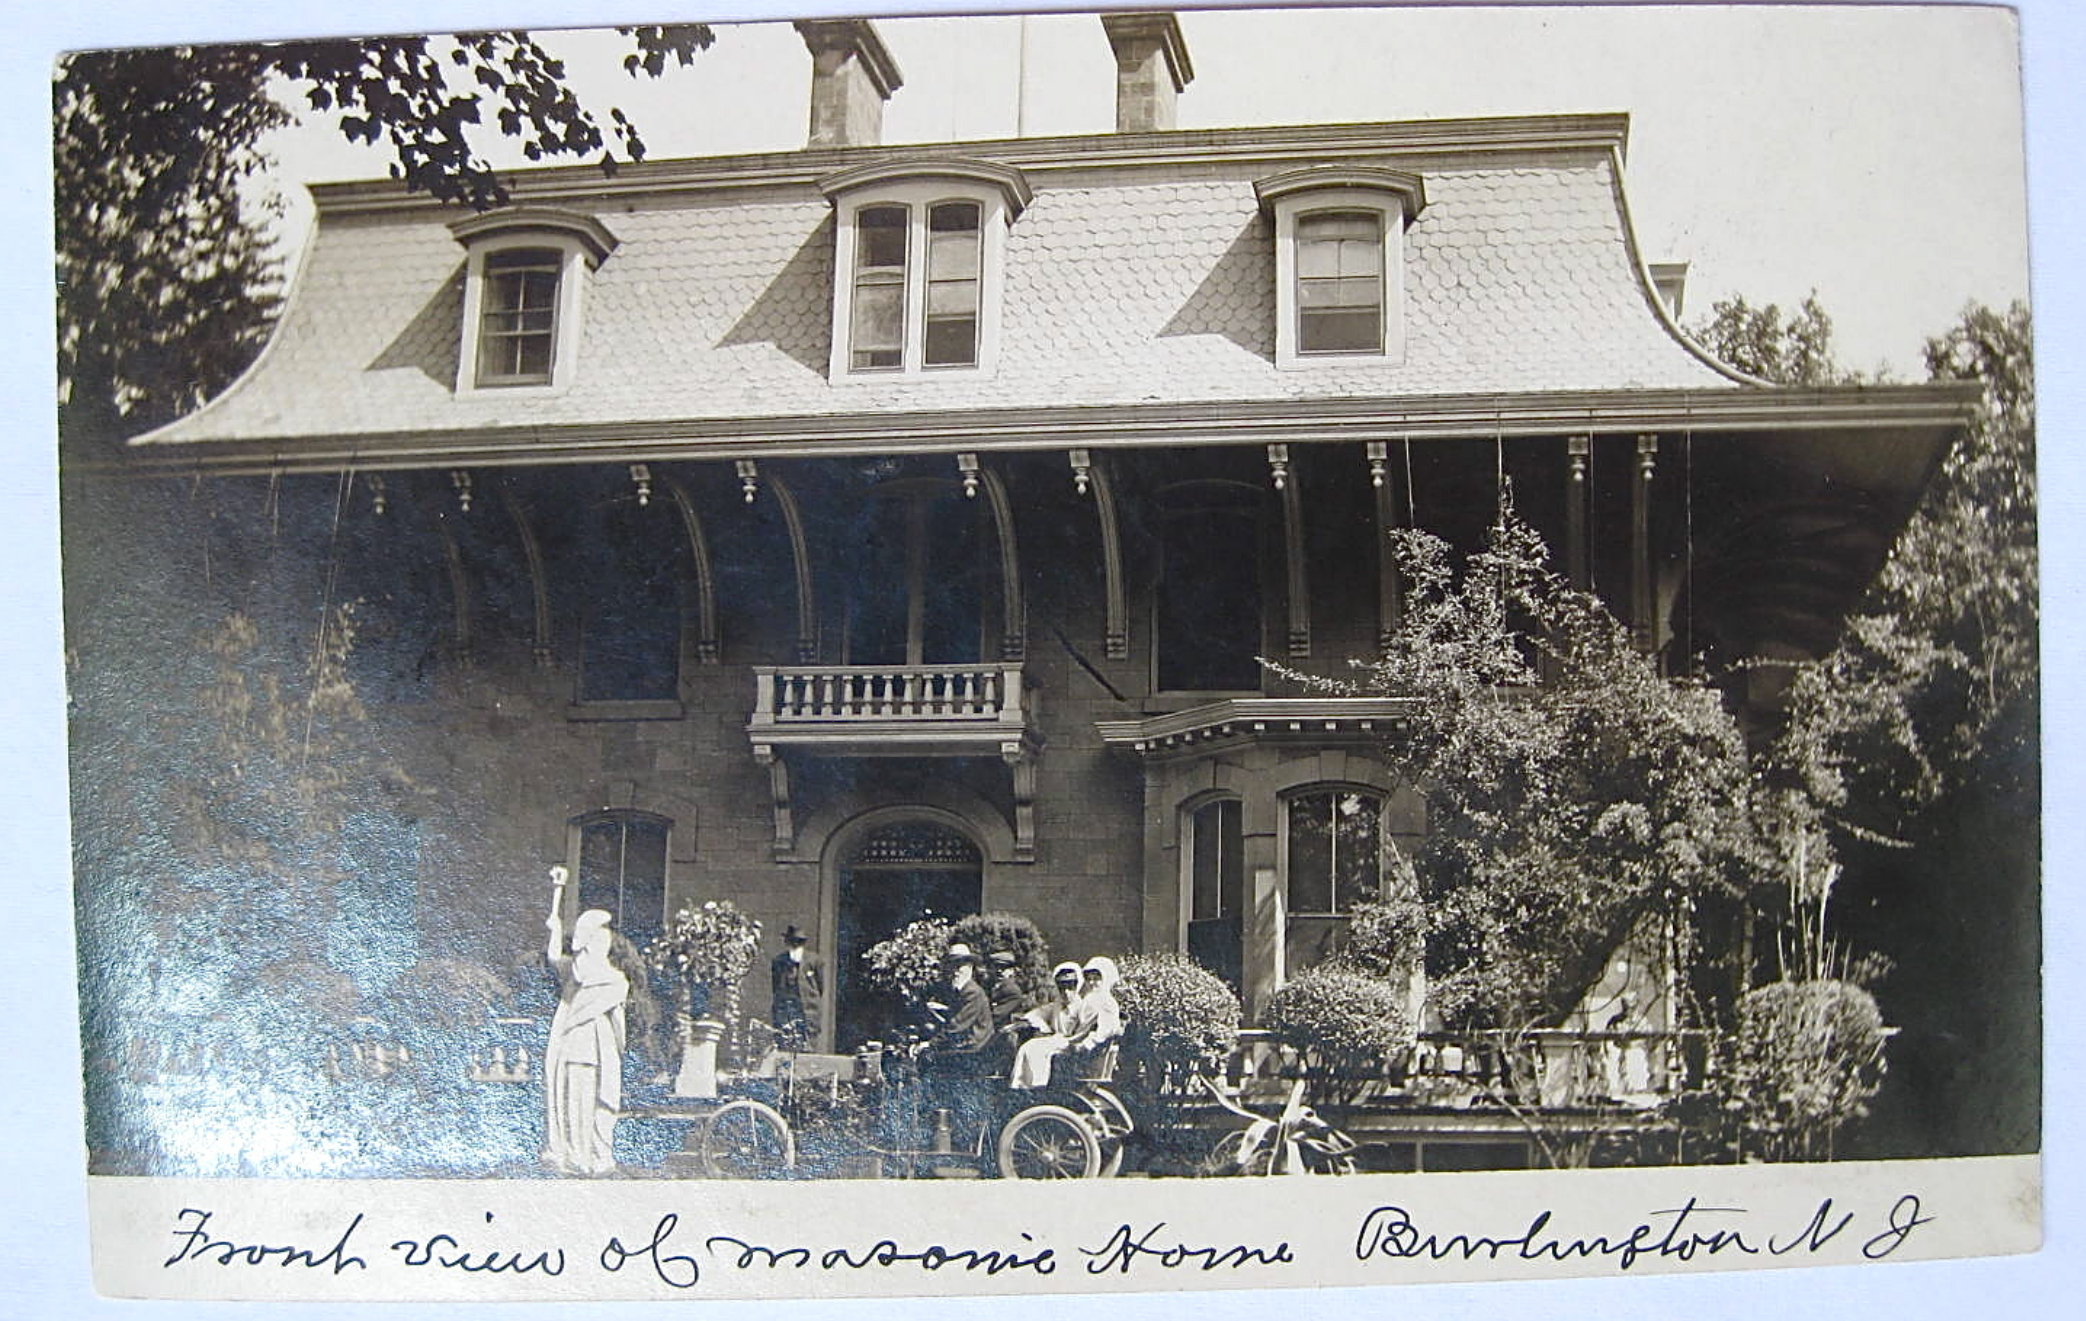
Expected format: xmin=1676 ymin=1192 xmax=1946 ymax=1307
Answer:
xmin=538 ymin=880 xmax=1131 ymax=1174
xmin=924 ymin=943 xmax=1124 ymax=1090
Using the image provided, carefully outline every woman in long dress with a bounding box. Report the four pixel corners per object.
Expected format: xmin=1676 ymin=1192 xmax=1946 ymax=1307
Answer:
xmin=542 ymin=866 xmax=630 ymax=1175
xmin=1010 ymin=962 xmax=1086 ymax=1090
xmin=1061 ymin=956 xmax=1124 ymax=1076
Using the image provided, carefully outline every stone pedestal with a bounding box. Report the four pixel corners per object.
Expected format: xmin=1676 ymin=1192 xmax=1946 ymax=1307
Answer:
xmin=675 ymin=1016 xmax=727 ymax=1098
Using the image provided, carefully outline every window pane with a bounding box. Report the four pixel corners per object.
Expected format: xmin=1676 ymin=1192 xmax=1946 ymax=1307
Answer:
xmin=478 ymin=248 xmax=560 ymax=385
xmin=620 ymin=818 xmax=669 ymax=946
xmin=1299 ymin=212 xmax=1379 ymax=243
xmin=858 ymin=206 xmax=908 ymax=270
xmin=1300 ymin=308 xmax=1381 ymax=353
xmin=577 ymin=820 xmax=623 ymax=917
xmin=851 ymin=279 xmax=904 ymax=370
xmin=925 ymin=204 xmax=981 ymax=368
xmin=1190 ymin=798 xmax=1243 ymax=921
xmin=1300 ymin=276 xmax=1382 ymax=310
xmin=1329 ymin=791 xmax=1382 ymax=913
xmin=923 ymin=315 xmax=977 ymax=367
xmin=1288 ymin=795 xmax=1334 ymax=915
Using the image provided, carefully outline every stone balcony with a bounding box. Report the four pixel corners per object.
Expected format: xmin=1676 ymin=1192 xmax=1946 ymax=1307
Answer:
xmin=746 ymin=663 xmax=1042 ymax=859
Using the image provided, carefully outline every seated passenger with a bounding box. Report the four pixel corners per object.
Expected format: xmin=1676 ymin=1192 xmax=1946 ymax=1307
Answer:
xmin=1056 ymin=956 xmax=1123 ymax=1083
xmin=1010 ymin=962 xmax=1085 ymax=1090
xmin=920 ymin=944 xmax=995 ymax=1076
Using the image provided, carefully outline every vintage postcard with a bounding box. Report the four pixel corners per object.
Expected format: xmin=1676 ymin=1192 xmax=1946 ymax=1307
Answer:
xmin=57 ymin=2 xmax=2039 ymax=1302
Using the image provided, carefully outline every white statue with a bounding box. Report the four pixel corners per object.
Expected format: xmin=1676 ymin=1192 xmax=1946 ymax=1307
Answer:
xmin=542 ymin=865 xmax=629 ymax=1175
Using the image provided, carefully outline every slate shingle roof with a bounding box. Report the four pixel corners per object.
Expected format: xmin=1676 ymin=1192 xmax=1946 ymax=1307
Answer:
xmin=142 ymin=122 xmax=1745 ymax=449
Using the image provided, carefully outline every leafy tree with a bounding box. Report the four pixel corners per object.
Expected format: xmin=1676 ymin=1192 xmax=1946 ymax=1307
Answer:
xmin=1768 ymin=301 xmax=2035 ymax=840
xmin=1284 ymin=510 xmax=1772 ymax=1032
xmin=55 ymin=26 xmax=714 ymax=452
xmin=1690 ymin=291 xmax=1854 ymax=386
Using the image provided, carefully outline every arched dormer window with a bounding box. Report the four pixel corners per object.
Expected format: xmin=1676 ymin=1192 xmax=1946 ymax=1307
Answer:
xmin=1254 ymin=166 xmax=1425 ymax=370
xmin=449 ymin=207 xmax=619 ymax=394
xmin=819 ymin=158 xmax=1031 ymax=380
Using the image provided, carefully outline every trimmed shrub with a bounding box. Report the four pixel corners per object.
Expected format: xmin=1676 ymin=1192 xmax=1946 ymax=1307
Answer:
xmin=1261 ymin=965 xmax=1415 ymax=1077
xmin=950 ymin=912 xmax=1053 ymax=1002
xmin=1114 ymin=952 xmax=1241 ymax=1077
xmin=1340 ymin=895 xmax=1428 ymax=980
xmin=1730 ymin=979 xmax=1888 ymax=1161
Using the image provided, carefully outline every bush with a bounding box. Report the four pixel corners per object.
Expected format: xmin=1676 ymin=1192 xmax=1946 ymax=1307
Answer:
xmin=1261 ymin=965 xmax=1414 ymax=1075
xmin=861 ymin=917 xmax=954 ymax=1006
xmin=1729 ymin=979 xmax=1888 ymax=1161
xmin=1341 ymin=894 xmax=1428 ymax=980
xmin=949 ymin=912 xmax=1052 ymax=1002
xmin=1113 ymin=953 xmax=1240 ymax=1077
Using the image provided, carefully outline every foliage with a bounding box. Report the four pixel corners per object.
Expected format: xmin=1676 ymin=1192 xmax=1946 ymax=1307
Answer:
xmin=1767 ymin=302 xmax=2035 ymax=841
xmin=948 ymin=912 xmax=1053 ymax=1002
xmin=1728 ymin=980 xmax=1888 ymax=1161
xmin=1690 ymin=291 xmax=1859 ymax=386
xmin=1284 ymin=510 xmax=1765 ymax=1029
xmin=55 ymin=26 xmax=714 ymax=450
xmin=1261 ymin=965 xmax=1415 ymax=1073
xmin=1339 ymin=892 xmax=1429 ymax=981
xmin=647 ymin=901 xmax=762 ymax=1004
xmin=861 ymin=918 xmax=955 ymax=1006
xmin=1113 ymin=953 xmax=1241 ymax=1076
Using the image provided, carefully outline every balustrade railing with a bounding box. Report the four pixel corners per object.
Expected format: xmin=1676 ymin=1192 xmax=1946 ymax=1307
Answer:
xmin=751 ymin=663 xmax=1025 ymax=726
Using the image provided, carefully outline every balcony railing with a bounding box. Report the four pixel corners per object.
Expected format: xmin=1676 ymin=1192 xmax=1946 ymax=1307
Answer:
xmin=748 ymin=663 xmax=1034 ymax=759
xmin=1225 ymin=1027 xmax=1713 ymax=1111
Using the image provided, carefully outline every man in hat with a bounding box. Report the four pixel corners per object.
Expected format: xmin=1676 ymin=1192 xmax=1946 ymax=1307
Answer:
xmin=986 ymin=949 xmax=1031 ymax=1029
xmin=769 ymin=924 xmax=823 ymax=1051
xmin=924 ymin=943 xmax=995 ymax=1070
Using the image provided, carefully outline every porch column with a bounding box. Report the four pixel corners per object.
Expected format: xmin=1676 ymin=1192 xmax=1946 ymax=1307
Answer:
xmin=1632 ymin=434 xmax=1658 ymax=652
xmin=1242 ymin=864 xmax=1286 ymax=1022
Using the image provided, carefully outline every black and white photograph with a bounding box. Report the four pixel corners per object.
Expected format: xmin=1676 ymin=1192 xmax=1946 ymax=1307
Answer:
xmin=43 ymin=1 xmax=2051 ymax=1305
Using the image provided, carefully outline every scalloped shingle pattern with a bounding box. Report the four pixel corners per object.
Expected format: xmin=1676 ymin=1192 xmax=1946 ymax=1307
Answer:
xmin=148 ymin=149 xmax=1738 ymax=445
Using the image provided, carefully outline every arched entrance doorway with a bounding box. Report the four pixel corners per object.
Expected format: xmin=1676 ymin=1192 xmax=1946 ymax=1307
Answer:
xmin=833 ymin=818 xmax=983 ymax=1051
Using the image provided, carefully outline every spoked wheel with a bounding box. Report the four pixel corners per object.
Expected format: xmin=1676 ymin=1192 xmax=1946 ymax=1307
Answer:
xmin=1079 ymin=1089 xmax=1134 ymax=1178
xmin=1208 ymin=1124 xmax=1275 ymax=1176
xmin=996 ymin=1104 xmax=1103 ymax=1179
xmin=701 ymin=1099 xmax=796 ymax=1179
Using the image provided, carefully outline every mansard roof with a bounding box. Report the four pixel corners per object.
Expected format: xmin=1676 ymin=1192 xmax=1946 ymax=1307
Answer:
xmin=133 ymin=114 xmax=1952 ymax=467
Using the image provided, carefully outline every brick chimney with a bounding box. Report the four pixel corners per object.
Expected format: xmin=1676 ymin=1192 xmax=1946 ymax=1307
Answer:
xmin=795 ymin=18 xmax=903 ymax=148
xmin=1101 ymin=11 xmax=1194 ymax=133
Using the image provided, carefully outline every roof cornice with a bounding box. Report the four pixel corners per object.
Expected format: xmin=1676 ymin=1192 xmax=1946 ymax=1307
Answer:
xmin=111 ymin=383 xmax=1978 ymax=479
xmin=307 ymin=114 xmax=1633 ymax=216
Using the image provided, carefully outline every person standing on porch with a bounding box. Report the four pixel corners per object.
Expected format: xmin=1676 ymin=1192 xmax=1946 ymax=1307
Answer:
xmin=542 ymin=866 xmax=630 ymax=1176
xmin=770 ymin=924 xmax=823 ymax=1051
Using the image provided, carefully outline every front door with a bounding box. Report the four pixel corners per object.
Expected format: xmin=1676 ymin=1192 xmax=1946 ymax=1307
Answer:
xmin=833 ymin=819 xmax=983 ymax=1052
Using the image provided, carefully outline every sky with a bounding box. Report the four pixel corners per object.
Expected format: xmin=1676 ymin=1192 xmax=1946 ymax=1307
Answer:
xmin=233 ymin=4 xmax=2029 ymax=378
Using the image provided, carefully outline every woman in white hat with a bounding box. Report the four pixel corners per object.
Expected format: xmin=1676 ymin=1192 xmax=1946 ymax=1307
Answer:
xmin=1009 ymin=961 xmax=1086 ymax=1090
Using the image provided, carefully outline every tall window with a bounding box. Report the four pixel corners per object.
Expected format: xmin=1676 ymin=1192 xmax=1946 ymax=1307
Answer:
xmin=1157 ymin=481 xmax=1264 ymax=692
xmin=850 ymin=206 xmax=909 ymax=370
xmin=477 ymin=247 xmax=562 ymax=386
xmin=1190 ymin=799 xmax=1243 ymax=924
xmin=1286 ymin=789 xmax=1383 ymax=915
xmin=1295 ymin=212 xmax=1383 ymax=354
xmin=924 ymin=202 xmax=981 ymax=367
xmin=1187 ymin=798 xmax=1244 ymax=988
xmin=574 ymin=810 xmax=670 ymax=949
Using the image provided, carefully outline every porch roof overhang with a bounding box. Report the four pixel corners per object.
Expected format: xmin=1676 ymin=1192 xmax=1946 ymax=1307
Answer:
xmin=102 ymin=383 xmax=1978 ymax=480
xmin=1096 ymin=697 xmax=1423 ymax=762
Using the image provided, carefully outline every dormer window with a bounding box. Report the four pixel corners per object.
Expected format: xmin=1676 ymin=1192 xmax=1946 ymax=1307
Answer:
xmin=448 ymin=207 xmax=618 ymax=394
xmin=819 ymin=158 xmax=1031 ymax=380
xmin=1255 ymin=167 xmax=1426 ymax=370
xmin=477 ymin=248 xmax=562 ymax=385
